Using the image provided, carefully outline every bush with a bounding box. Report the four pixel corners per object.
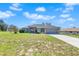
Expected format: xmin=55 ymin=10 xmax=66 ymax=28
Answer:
xmin=19 ymin=29 xmax=25 ymax=33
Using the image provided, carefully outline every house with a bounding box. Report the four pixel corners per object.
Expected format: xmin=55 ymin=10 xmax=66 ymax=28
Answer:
xmin=60 ymin=28 xmax=79 ymax=34
xmin=27 ymin=23 xmax=60 ymax=34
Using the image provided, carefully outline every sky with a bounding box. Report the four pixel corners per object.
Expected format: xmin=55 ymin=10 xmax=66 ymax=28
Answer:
xmin=0 ymin=3 xmax=79 ymax=28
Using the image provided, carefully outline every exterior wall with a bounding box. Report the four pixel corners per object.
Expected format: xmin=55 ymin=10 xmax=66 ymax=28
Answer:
xmin=28 ymin=27 xmax=37 ymax=33
xmin=28 ymin=25 xmax=60 ymax=34
xmin=45 ymin=27 xmax=60 ymax=34
xmin=71 ymin=31 xmax=79 ymax=34
xmin=33 ymin=27 xmax=60 ymax=34
xmin=29 ymin=28 xmax=45 ymax=33
xmin=37 ymin=28 xmax=45 ymax=33
xmin=60 ymin=31 xmax=79 ymax=34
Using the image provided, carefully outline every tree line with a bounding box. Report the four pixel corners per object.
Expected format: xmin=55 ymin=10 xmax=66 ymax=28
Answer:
xmin=0 ymin=19 xmax=26 ymax=34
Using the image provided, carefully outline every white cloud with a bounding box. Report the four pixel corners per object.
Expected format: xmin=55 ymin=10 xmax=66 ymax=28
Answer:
xmin=62 ymin=3 xmax=77 ymax=13
xmin=59 ymin=19 xmax=66 ymax=24
xmin=10 ymin=3 xmax=22 ymax=11
xmin=35 ymin=7 xmax=46 ymax=12
xmin=59 ymin=3 xmax=76 ymax=23
xmin=23 ymin=12 xmax=55 ymax=20
xmin=66 ymin=17 xmax=74 ymax=21
xmin=63 ymin=7 xmax=73 ymax=13
xmin=65 ymin=3 xmax=78 ymax=6
xmin=60 ymin=14 xmax=70 ymax=18
xmin=56 ymin=8 xmax=62 ymax=11
xmin=31 ymin=21 xmax=37 ymax=24
xmin=59 ymin=17 xmax=74 ymax=24
xmin=0 ymin=10 xmax=15 ymax=19
xmin=56 ymin=3 xmax=78 ymax=13
xmin=69 ymin=24 xmax=75 ymax=27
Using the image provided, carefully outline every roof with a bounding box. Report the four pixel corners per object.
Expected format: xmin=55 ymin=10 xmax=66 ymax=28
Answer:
xmin=60 ymin=28 xmax=79 ymax=32
xmin=28 ymin=23 xmax=59 ymax=29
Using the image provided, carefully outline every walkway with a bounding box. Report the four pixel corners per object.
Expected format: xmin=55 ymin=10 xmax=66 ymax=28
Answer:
xmin=50 ymin=34 xmax=79 ymax=48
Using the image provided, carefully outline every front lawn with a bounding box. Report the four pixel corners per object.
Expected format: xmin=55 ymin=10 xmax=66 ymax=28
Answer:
xmin=0 ymin=32 xmax=79 ymax=56
xmin=67 ymin=34 xmax=79 ymax=38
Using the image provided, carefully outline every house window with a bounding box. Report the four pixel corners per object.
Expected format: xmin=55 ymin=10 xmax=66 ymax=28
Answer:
xmin=77 ymin=32 xmax=79 ymax=34
xmin=70 ymin=31 xmax=72 ymax=33
xmin=41 ymin=28 xmax=45 ymax=33
xmin=37 ymin=28 xmax=41 ymax=33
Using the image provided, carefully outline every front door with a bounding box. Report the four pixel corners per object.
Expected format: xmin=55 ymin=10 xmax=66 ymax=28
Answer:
xmin=41 ymin=28 xmax=45 ymax=33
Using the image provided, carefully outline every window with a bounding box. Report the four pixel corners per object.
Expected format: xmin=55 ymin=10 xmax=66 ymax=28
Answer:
xmin=77 ymin=32 xmax=79 ymax=34
xmin=41 ymin=28 xmax=45 ymax=33
xmin=70 ymin=31 xmax=72 ymax=33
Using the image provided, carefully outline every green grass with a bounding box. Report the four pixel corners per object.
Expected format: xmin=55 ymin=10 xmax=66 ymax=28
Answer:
xmin=66 ymin=34 xmax=79 ymax=38
xmin=0 ymin=32 xmax=79 ymax=56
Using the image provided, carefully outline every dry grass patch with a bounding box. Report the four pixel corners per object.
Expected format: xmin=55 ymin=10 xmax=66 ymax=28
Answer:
xmin=0 ymin=32 xmax=79 ymax=56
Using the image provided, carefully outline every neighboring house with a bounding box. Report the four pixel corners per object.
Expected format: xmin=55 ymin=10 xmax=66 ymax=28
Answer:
xmin=60 ymin=28 xmax=79 ymax=34
xmin=27 ymin=23 xmax=60 ymax=34
xmin=20 ymin=27 xmax=29 ymax=33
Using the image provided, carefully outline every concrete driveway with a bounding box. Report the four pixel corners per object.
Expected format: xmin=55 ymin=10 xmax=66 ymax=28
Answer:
xmin=49 ymin=34 xmax=79 ymax=48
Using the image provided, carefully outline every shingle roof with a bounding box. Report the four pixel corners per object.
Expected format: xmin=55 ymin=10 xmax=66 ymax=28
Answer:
xmin=60 ymin=28 xmax=79 ymax=31
xmin=28 ymin=24 xmax=59 ymax=29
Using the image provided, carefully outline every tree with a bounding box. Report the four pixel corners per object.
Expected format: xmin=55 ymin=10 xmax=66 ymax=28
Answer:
xmin=0 ymin=19 xmax=8 ymax=31
xmin=19 ymin=28 xmax=25 ymax=33
xmin=19 ymin=27 xmax=29 ymax=33
xmin=8 ymin=25 xmax=18 ymax=34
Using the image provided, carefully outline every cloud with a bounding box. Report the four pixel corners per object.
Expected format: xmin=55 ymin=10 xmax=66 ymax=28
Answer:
xmin=31 ymin=21 xmax=37 ymax=24
xmin=69 ymin=24 xmax=75 ymax=27
xmin=0 ymin=10 xmax=15 ymax=19
xmin=62 ymin=3 xmax=78 ymax=13
xmin=60 ymin=14 xmax=70 ymax=18
xmin=63 ymin=7 xmax=73 ymax=13
xmin=59 ymin=19 xmax=66 ymax=24
xmin=23 ymin=12 xmax=55 ymax=20
xmin=66 ymin=17 xmax=74 ymax=21
xmin=59 ymin=3 xmax=77 ymax=24
xmin=59 ymin=17 xmax=74 ymax=24
xmin=10 ymin=3 xmax=22 ymax=11
xmin=56 ymin=8 xmax=63 ymax=11
xmin=35 ymin=7 xmax=46 ymax=12
xmin=65 ymin=3 xmax=78 ymax=6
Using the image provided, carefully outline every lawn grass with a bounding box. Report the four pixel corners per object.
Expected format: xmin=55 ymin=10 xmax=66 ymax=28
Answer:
xmin=0 ymin=32 xmax=79 ymax=56
xmin=66 ymin=34 xmax=79 ymax=38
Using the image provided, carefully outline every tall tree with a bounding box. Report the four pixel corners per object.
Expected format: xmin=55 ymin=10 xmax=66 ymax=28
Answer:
xmin=0 ymin=19 xmax=8 ymax=31
xmin=8 ymin=25 xmax=18 ymax=34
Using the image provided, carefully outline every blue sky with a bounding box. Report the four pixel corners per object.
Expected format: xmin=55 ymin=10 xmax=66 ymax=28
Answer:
xmin=0 ymin=3 xmax=79 ymax=28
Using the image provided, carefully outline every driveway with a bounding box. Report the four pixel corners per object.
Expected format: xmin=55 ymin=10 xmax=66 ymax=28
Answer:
xmin=49 ymin=34 xmax=79 ymax=48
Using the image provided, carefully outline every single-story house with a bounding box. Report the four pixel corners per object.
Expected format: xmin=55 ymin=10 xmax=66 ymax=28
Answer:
xmin=27 ymin=23 xmax=60 ymax=34
xmin=60 ymin=28 xmax=79 ymax=34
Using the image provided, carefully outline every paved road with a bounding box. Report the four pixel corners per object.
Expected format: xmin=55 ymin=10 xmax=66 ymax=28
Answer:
xmin=50 ymin=34 xmax=79 ymax=48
